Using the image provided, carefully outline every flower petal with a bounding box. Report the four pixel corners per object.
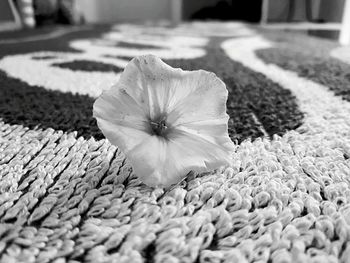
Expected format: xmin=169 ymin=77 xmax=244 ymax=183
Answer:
xmin=170 ymin=127 xmax=234 ymax=169
xmin=166 ymin=70 xmax=229 ymax=127
xmin=115 ymin=55 xmax=226 ymax=121
xmin=93 ymin=86 xmax=151 ymax=153
xmin=96 ymin=118 xmax=151 ymax=154
xmin=113 ymin=55 xmax=180 ymax=120
xmin=128 ymin=128 xmax=234 ymax=188
xmin=127 ymin=135 xmax=206 ymax=188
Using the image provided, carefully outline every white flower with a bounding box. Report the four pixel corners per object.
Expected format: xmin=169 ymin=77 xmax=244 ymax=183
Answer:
xmin=93 ymin=55 xmax=235 ymax=187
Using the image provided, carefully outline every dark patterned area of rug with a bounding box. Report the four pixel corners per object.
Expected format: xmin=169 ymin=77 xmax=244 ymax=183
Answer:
xmin=0 ymin=22 xmax=350 ymax=263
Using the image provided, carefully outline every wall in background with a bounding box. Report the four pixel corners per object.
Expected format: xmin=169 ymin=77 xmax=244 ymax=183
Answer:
xmin=311 ymin=0 xmax=345 ymax=40
xmin=267 ymin=0 xmax=345 ymax=22
xmin=319 ymin=0 xmax=345 ymax=22
xmin=77 ymin=0 xmax=171 ymax=23
xmin=267 ymin=0 xmax=321 ymax=22
xmin=0 ymin=0 xmax=15 ymax=22
xmin=76 ymin=0 xmax=345 ymax=24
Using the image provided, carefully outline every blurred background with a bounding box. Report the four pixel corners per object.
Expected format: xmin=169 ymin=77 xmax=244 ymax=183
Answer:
xmin=0 ymin=0 xmax=349 ymax=44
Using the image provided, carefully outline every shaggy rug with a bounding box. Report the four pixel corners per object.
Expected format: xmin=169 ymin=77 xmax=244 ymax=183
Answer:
xmin=0 ymin=22 xmax=350 ymax=263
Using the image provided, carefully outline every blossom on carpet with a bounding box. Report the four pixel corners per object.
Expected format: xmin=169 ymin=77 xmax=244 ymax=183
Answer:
xmin=93 ymin=55 xmax=235 ymax=187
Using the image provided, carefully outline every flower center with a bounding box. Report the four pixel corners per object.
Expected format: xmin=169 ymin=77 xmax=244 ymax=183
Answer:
xmin=150 ymin=118 xmax=168 ymax=137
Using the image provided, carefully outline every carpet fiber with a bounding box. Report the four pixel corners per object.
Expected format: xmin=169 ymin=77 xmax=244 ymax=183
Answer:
xmin=0 ymin=22 xmax=350 ymax=263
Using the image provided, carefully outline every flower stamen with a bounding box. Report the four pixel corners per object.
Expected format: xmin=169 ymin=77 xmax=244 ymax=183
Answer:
xmin=150 ymin=118 xmax=168 ymax=137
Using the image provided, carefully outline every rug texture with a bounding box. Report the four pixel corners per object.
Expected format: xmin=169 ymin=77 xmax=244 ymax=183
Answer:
xmin=0 ymin=22 xmax=350 ymax=263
